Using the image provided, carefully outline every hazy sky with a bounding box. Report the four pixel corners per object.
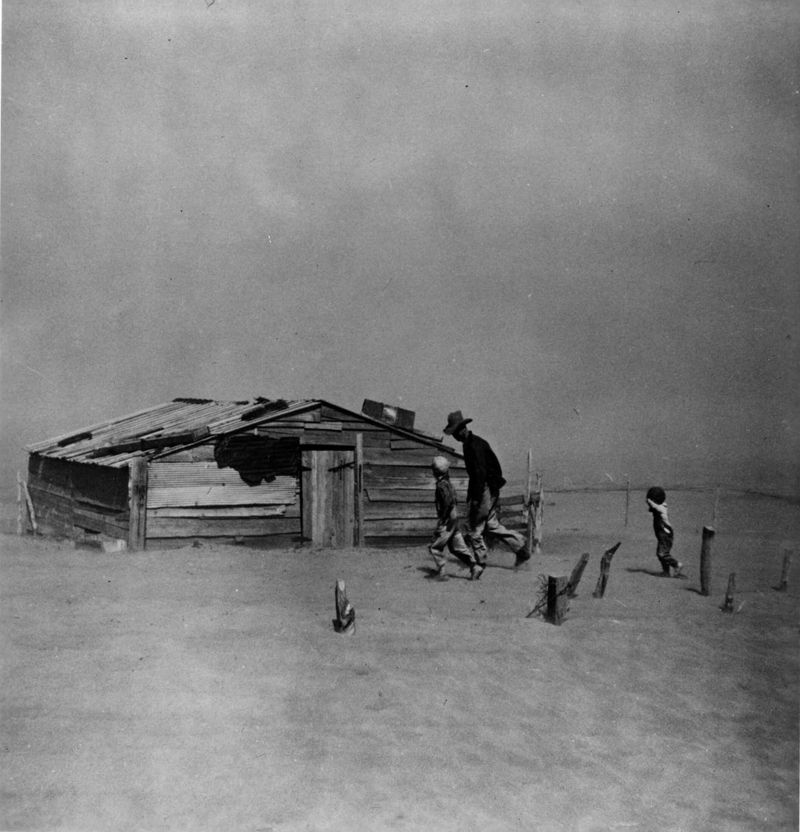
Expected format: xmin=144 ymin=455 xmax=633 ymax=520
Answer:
xmin=2 ymin=1 xmax=798 ymax=492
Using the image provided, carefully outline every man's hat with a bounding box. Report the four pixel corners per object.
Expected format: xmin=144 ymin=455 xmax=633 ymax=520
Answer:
xmin=443 ymin=410 xmax=472 ymax=435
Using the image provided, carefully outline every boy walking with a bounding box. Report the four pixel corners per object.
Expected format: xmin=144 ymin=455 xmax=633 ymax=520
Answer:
xmin=428 ymin=455 xmax=476 ymax=580
xmin=646 ymin=486 xmax=683 ymax=577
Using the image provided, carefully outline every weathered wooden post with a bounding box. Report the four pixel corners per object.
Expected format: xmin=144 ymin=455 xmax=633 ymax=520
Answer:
xmin=700 ymin=526 xmax=714 ymax=597
xmin=546 ymin=575 xmax=568 ymax=625
xmin=127 ymin=457 xmax=148 ymax=551
xmin=530 ymin=472 xmax=543 ymax=557
xmin=16 ymin=472 xmax=24 ymax=535
xmin=354 ymin=433 xmax=364 ymax=547
xmin=592 ymin=541 xmax=621 ymax=599
xmin=720 ymin=572 xmax=736 ymax=613
xmin=20 ymin=476 xmax=37 ymax=535
xmin=333 ymin=579 xmax=355 ymax=634
xmin=566 ymin=552 xmax=590 ymax=598
xmin=775 ymin=550 xmax=792 ymax=592
xmin=624 ymin=478 xmax=630 ymax=528
xmin=525 ymin=450 xmax=533 ymax=556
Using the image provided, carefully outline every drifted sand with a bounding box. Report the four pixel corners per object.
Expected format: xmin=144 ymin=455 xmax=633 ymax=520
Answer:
xmin=1 ymin=491 xmax=797 ymax=831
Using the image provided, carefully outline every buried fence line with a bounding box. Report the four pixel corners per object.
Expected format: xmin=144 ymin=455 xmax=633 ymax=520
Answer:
xmin=515 ymin=478 xmax=736 ymax=533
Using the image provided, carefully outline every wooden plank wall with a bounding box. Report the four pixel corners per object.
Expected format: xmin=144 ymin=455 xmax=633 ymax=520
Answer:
xmin=254 ymin=405 xmax=467 ymax=542
xmin=310 ymin=405 xmax=525 ymax=542
xmin=28 ymin=406 xmax=526 ymax=548
xmin=145 ymin=458 xmax=300 ymax=541
xmin=310 ymin=406 xmax=467 ymax=541
xmin=27 ymin=454 xmax=130 ymax=539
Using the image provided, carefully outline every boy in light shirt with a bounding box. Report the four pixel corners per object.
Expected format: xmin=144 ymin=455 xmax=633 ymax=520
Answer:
xmin=646 ymin=486 xmax=683 ymax=577
xmin=428 ymin=456 xmax=476 ymax=580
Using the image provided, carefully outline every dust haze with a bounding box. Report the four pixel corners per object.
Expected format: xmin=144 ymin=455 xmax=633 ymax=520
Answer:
xmin=2 ymin=1 xmax=798 ymax=494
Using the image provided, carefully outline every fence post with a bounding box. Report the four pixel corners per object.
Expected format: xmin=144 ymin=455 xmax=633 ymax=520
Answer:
xmin=776 ymin=550 xmax=792 ymax=592
xmin=525 ymin=450 xmax=533 ymax=557
xmin=546 ymin=576 xmax=568 ymax=625
xmin=354 ymin=433 xmax=364 ymax=547
xmin=721 ymin=572 xmax=736 ymax=613
xmin=566 ymin=552 xmax=590 ymax=598
xmin=20 ymin=477 xmax=37 ymax=535
xmin=333 ymin=579 xmax=356 ymax=634
xmin=16 ymin=472 xmax=24 ymax=535
xmin=531 ymin=472 xmax=543 ymax=557
xmin=592 ymin=542 xmax=621 ymax=599
xmin=700 ymin=526 xmax=715 ymax=596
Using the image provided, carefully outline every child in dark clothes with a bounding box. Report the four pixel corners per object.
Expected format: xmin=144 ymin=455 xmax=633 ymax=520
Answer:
xmin=646 ymin=486 xmax=683 ymax=577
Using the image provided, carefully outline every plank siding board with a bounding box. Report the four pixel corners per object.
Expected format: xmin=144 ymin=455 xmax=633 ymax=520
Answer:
xmin=390 ymin=439 xmax=433 ymax=450
xmin=146 ymin=533 xmax=301 ymax=549
xmin=299 ymin=440 xmax=355 ymax=450
xmin=319 ymin=405 xmax=348 ymax=421
xmin=366 ymin=488 xmax=437 ymax=502
xmin=26 ymin=489 xmax=75 ymax=534
xmin=148 ymin=462 xmax=296 ymax=484
xmin=365 ymin=448 xmax=452 ymax=465
xmin=147 ymin=486 xmax=297 ymax=508
xmin=27 ymin=477 xmax=72 ymax=503
xmin=364 ymin=473 xmax=469 ymax=491
xmin=146 ymin=516 xmax=301 ymax=538
xmin=254 ymin=427 xmax=305 ymax=437
xmin=364 ymin=503 xmax=433 ymax=520
xmin=301 ymin=429 xmax=382 ymax=446
xmin=363 ymin=462 xmax=466 ymax=477
xmin=148 ymin=505 xmax=297 ymax=519
xmin=364 ymin=518 xmax=432 ymax=536
xmin=333 ymin=422 xmax=387 ymax=434
xmin=361 ymin=433 xmax=391 ymax=448
xmin=147 ymin=463 xmax=298 ymax=508
xmin=73 ymin=508 xmax=129 ymax=537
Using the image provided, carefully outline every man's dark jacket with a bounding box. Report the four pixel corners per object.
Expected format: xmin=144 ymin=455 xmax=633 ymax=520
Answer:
xmin=461 ymin=432 xmax=507 ymax=502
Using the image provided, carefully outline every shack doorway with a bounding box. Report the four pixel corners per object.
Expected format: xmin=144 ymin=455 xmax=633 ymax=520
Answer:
xmin=301 ymin=447 xmax=355 ymax=547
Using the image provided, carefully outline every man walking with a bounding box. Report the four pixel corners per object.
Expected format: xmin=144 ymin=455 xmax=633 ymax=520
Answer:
xmin=443 ymin=411 xmax=529 ymax=579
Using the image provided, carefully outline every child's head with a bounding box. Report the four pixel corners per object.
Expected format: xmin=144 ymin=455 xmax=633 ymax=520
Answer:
xmin=646 ymin=486 xmax=666 ymax=505
xmin=431 ymin=456 xmax=450 ymax=477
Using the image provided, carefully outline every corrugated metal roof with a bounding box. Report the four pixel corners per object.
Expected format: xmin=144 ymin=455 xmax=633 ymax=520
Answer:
xmin=25 ymin=398 xmax=316 ymax=468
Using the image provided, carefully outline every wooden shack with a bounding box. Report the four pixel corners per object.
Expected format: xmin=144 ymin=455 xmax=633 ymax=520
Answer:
xmin=24 ymin=397 xmax=484 ymax=550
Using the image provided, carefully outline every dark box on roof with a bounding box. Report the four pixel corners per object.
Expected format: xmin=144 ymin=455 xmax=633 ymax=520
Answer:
xmin=361 ymin=399 xmax=415 ymax=430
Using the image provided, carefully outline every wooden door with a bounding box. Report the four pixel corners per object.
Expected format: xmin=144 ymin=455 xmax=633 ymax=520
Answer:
xmin=301 ymin=448 xmax=355 ymax=547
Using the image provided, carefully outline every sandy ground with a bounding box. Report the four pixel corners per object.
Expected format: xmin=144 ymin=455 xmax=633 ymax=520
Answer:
xmin=1 ymin=490 xmax=798 ymax=832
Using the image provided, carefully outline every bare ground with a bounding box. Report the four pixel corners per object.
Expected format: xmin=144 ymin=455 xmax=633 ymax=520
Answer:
xmin=1 ymin=491 xmax=798 ymax=832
